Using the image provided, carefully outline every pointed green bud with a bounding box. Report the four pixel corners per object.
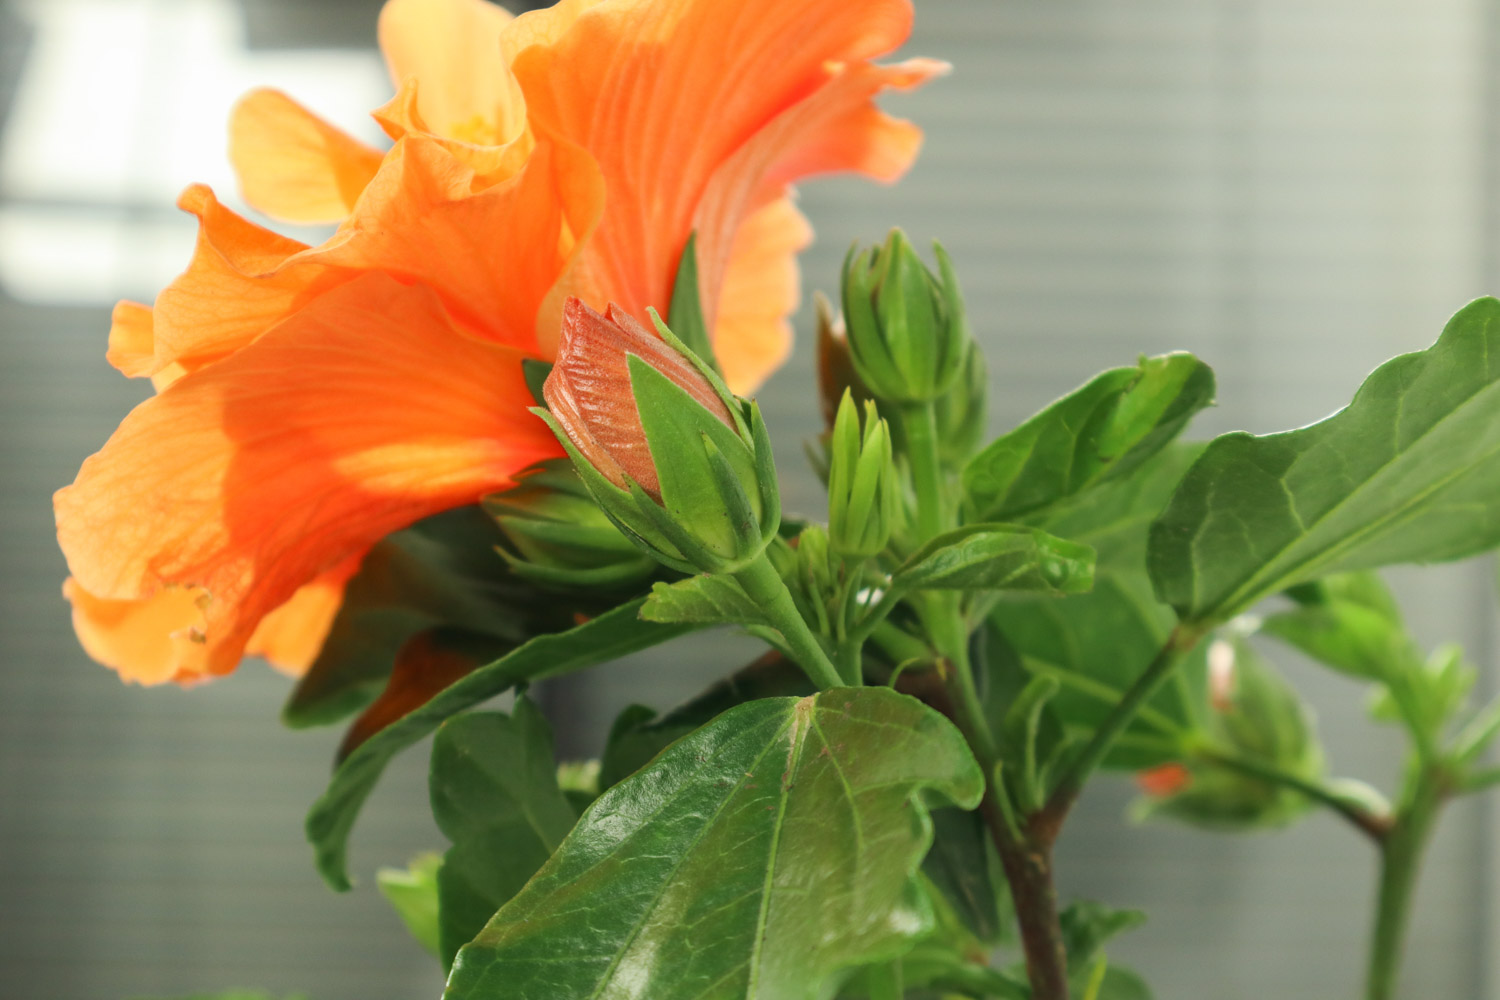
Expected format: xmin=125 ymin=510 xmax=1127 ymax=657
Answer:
xmin=933 ymin=339 xmax=988 ymax=466
xmin=826 ymin=392 xmax=899 ymax=559
xmin=482 ymin=459 xmax=658 ymax=589
xmin=841 ymin=229 xmax=972 ymax=405
xmin=538 ymin=297 xmax=781 ymax=574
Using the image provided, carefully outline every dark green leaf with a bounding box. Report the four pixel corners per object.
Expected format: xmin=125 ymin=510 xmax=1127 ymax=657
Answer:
xmin=921 ymin=808 xmax=1007 ymax=944
xmin=431 ymin=701 xmax=578 ymax=971
xmin=895 ymin=524 xmax=1095 ymax=594
xmin=640 ymin=574 xmax=766 ymax=626
xmin=522 ymin=359 xmax=553 ymax=408
xmin=1150 ymin=297 xmax=1500 ymax=624
xmin=283 ymin=507 xmax=573 ymax=729
xmin=306 ymin=599 xmax=697 ymax=891
xmin=376 ymin=852 xmax=443 ymax=959
xmin=598 ymin=652 xmax=812 ymax=790
xmin=1059 ymin=900 xmax=1147 ymax=974
xmin=964 ymin=353 xmax=1214 ymax=522
xmin=445 ymin=689 xmax=983 ymax=1000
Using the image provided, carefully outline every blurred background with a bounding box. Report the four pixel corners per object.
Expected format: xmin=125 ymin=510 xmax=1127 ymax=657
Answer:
xmin=2 ymin=0 xmax=1498 ymax=997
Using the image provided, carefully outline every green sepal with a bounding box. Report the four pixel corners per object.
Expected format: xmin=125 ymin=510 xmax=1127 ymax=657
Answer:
xmin=666 ymin=233 xmax=720 ymax=374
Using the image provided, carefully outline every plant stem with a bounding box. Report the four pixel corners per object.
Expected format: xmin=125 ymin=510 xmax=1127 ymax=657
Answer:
xmin=1199 ymin=748 xmax=1393 ymax=842
xmin=1365 ymin=769 xmax=1445 ymax=1000
xmin=897 ymin=401 xmax=947 ymax=543
xmin=733 ymin=553 xmax=844 ymax=691
xmin=1036 ymin=625 xmax=1202 ymax=843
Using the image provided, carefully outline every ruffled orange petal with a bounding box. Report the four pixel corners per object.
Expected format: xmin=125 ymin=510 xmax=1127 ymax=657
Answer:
xmin=229 ymin=88 xmax=386 ymax=225
xmin=56 ymin=272 xmax=560 ymax=682
xmin=378 ymin=0 xmax=524 ymax=147
xmin=319 ymin=134 xmax=603 ymax=353
xmin=712 ymin=196 xmax=812 ymax=395
xmin=372 ymin=78 xmax=532 ymax=184
xmin=139 ymin=185 xmax=353 ymax=378
xmin=513 ymin=0 xmax=939 ymax=382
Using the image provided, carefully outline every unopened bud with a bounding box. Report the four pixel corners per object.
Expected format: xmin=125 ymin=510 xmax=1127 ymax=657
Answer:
xmin=537 ymin=298 xmax=780 ymax=574
xmin=826 ymin=392 xmax=898 ymax=559
xmin=933 ymin=340 xmax=988 ymax=466
xmin=841 ymin=229 xmax=971 ymax=405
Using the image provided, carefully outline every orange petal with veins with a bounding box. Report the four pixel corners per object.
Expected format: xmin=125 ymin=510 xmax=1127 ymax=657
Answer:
xmin=229 ymin=88 xmax=386 ymax=225
xmin=56 ymin=272 xmax=560 ymax=681
xmin=712 ymin=196 xmax=813 ymax=395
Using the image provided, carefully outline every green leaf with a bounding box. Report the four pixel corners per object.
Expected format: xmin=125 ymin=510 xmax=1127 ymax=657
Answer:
xmin=1150 ymin=297 xmax=1500 ymax=624
xmin=522 ymin=359 xmax=553 ymax=408
xmin=376 ymin=852 xmax=443 ymax=959
xmin=1059 ymin=900 xmax=1147 ymax=975
xmin=283 ymin=507 xmax=573 ymax=728
xmin=599 ymin=652 xmax=813 ymax=790
xmin=445 ymin=688 xmax=984 ymax=1000
xmin=1261 ymin=573 xmax=1417 ymax=682
xmin=964 ymin=353 xmax=1214 ymax=522
xmin=894 ymin=524 xmax=1095 ymax=594
xmin=1085 ymin=967 xmax=1154 ymax=1000
xmin=431 ymin=700 xmax=578 ymax=971
xmin=306 ymin=599 xmax=697 ymax=891
xmin=920 ymin=808 xmax=1007 ymax=944
xmin=640 ymin=574 xmax=767 ymax=627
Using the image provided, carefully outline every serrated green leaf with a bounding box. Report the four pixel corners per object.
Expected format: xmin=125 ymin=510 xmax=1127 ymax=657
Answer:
xmin=284 ymin=507 xmax=568 ymax=729
xmin=964 ymin=353 xmax=1214 ymax=522
xmin=1150 ymin=297 xmax=1500 ymax=624
xmin=444 ymin=689 xmax=983 ymax=1000
xmin=895 ymin=524 xmax=1095 ymax=594
xmin=376 ymin=852 xmax=443 ymax=959
xmin=640 ymin=574 xmax=767 ymax=626
xmin=306 ymin=599 xmax=697 ymax=891
xmin=431 ymin=701 xmax=578 ymax=971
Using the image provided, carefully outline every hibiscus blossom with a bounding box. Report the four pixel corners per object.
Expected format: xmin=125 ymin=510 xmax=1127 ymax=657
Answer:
xmin=55 ymin=0 xmax=944 ymax=685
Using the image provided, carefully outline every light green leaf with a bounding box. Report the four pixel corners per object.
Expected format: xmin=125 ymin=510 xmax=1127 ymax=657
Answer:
xmin=1261 ymin=573 xmax=1417 ymax=682
xmin=1059 ymin=900 xmax=1147 ymax=975
xmin=1150 ymin=297 xmax=1500 ymax=623
xmin=894 ymin=524 xmax=1095 ymax=594
xmin=376 ymin=852 xmax=444 ymax=959
xmin=445 ymin=689 xmax=983 ymax=1000
xmin=431 ymin=701 xmax=578 ymax=971
xmin=964 ymin=353 xmax=1214 ymax=522
xmin=640 ymin=574 xmax=767 ymax=627
xmin=668 ymin=232 xmax=719 ymax=374
xmin=306 ymin=599 xmax=697 ymax=891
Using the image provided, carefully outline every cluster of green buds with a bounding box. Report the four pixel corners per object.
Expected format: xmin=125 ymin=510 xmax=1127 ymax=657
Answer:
xmin=825 ymin=391 xmax=899 ymax=559
xmin=482 ymin=459 xmax=657 ymax=589
xmin=534 ymin=298 xmax=779 ymax=575
xmin=841 ymin=228 xmax=973 ymax=406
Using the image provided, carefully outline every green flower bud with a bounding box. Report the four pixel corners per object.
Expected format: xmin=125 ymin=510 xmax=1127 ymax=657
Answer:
xmin=826 ymin=391 xmax=898 ymax=559
xmin=932 ymin=340 xmax=988 ymax=467
xmin=482 ymin=459 xmax=658 ymax=590
xmin=537 ymin=297 xmax=780 ymax=575
xmin=841 ymin=229 xmax=972 ymax=405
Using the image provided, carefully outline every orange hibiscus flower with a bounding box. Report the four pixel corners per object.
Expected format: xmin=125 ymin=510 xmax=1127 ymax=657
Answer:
xmin=55 ymin=0 xmax=945 ymax=686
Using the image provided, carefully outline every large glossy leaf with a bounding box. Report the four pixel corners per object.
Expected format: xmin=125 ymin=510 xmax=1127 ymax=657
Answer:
xmin=444 ymin=689 xmax=984 ymax=1000
xmin=284 ymin=507 xmax=575 ymax=728
xmin=1150 ymin=297 xmax=1500 ymax=623
xmin=431 ymin=701 xmax=578 ymax=971
xmin=963 ymin=353 xmax=1214 ymax=522
xmin=306 ymin=599 xmax=697 ymax=890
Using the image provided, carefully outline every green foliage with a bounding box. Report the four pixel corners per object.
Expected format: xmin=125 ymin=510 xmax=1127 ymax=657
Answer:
xmin=920 ymin=807 xmax=1008 ymax=944
xmin=1150 ymin=297 xmax=1500 ymax=624
xmin=283 ymin=507 xmax=576 ymax=728
xmin=668 ymin=232 xmax=720 ymax=374
xmin=305 ymin=599 xmax=697 ymax=891
xmin=376 ymin=852 xmax=443 ymax=959
xmin=429 ymin=701 xmax=578 ymax=971
xmin=639 ymin=573 xmax=766 ymax=626
xmin=894 ymin=524 xmax=1095 ymax=595
xmin=963 ymin=353 xmax=1214 ymax=523
xmin=1059 ymin=901 xmax=1147 ymax=976
xmin=444 ymin=689 xmax=983 ymax=1000
xmin=827 ymin=393 xmax=900 ymax=559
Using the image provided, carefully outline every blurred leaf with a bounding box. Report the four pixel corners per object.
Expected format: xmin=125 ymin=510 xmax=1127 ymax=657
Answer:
xmin=431 ymin=701 xmax=578 ymax=971
xmin=921 ymin=808 xmax=1008 ymax=944
xmin=895 ymin=524 xmax=1095 ymax=594
xmin=445 ymin=689 xmax=983 ymax=1000
xmin=306 ymin=599 xmax=698 ymax=891
xmin=1150 ymin=298 xmax=1500 ymax=624
xmin=283 ymin=507 xmax=576 ymax=729
xmin=964 ymin=353 xmax=1213 ymax=522
xmin=376 ymin=852 xmax=443 ymax=959
xmin=1059 ymin=900 xmax=1147 ymax=974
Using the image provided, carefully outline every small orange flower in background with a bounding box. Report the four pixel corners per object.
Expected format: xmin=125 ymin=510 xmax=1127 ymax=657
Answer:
xmin=54 ymin=0 xmax=945 ymax=686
